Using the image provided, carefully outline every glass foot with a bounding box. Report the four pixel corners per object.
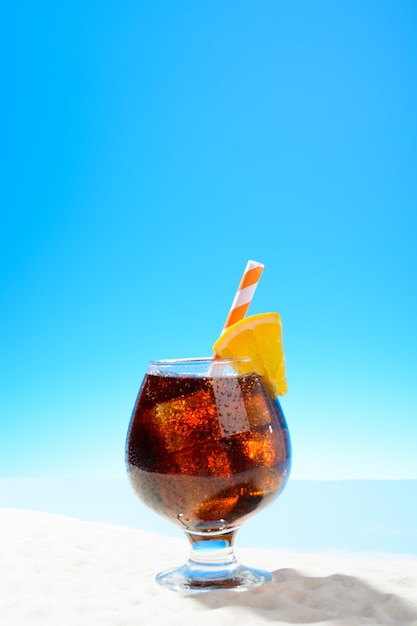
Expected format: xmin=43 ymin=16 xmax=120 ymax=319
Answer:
xmin=156 ymin=537 xmax=272 ymax=593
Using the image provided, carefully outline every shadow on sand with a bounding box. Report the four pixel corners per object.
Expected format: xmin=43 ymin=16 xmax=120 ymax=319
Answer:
xmin=193 ymin=568 xmax=417 ymax=625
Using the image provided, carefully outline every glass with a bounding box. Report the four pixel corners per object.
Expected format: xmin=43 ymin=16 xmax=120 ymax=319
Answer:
xmin=125 ymin=357 xmax=291 ymax=593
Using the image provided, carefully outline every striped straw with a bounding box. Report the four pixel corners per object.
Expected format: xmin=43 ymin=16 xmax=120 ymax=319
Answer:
xmin=221 ymin=260 xmax=264 ymax=333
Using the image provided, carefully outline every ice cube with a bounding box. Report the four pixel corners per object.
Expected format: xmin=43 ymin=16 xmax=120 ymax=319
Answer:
xmin=240 ymin=376 xmax=274 ymax=428
xmin=241 ymin=430 xmax=280 ymax=467
xmin=153 ymin=389 xmax=220 ymax=452
xmin=170 ymin=441 xmax=232 ymax=477
xmin=211 ymin=377 xmax=251 ymax=436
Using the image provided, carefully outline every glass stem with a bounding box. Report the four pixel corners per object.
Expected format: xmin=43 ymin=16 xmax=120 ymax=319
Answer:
xmin=185 ymin=531 xmax=240 ymax=580
xmin=156 ymin=529 xmax=272 ymax=591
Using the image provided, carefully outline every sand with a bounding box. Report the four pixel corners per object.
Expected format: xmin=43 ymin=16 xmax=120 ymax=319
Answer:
xmin=1 ymin=508 xmax=417 ymax=625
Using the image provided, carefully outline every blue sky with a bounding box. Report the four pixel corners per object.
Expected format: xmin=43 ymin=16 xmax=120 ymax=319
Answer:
xmin=1 ymin=0 xmax=416 ymax=482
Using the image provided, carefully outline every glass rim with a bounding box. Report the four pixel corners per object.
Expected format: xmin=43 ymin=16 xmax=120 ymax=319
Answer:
xmin=147 ymin=356 xmax=254 ymax=377
xmin=148 ymin=356 xmax=252 ymax=366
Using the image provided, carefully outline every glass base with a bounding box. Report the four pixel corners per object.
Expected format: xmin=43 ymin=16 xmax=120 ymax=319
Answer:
xmin=156 ymin=536 xmax=272 ymax=593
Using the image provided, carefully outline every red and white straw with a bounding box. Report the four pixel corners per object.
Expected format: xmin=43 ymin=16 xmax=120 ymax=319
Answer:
xmin=221 ymin=260 xmax=264 ymax=333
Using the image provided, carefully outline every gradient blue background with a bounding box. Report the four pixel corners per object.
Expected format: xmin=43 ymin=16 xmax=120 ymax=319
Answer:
xmin=1 ymin=0 xmax=416 ymax=487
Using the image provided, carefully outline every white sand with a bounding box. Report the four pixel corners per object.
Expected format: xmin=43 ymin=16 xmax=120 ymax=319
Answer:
xmin=1 ymin=509 xmax=417 ymax=626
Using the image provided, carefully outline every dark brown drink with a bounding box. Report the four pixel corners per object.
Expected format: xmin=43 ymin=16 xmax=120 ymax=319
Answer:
xmin=126 ymin=367 xmax=291 ymax=535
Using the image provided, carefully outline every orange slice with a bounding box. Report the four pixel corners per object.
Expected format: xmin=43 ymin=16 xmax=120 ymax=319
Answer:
xmin=212 ymin=312 xmax=287 ymax=397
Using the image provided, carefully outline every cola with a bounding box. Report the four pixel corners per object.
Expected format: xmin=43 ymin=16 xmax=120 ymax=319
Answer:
xmin=126 ymin=370 xmax=291 ymax=534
